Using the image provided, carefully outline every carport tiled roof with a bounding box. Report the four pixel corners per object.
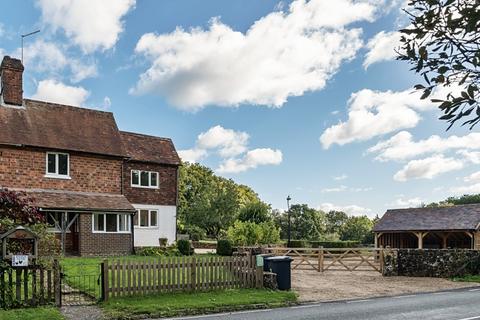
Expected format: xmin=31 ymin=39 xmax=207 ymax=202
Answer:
xmin=120 ymin=131 xmax=180 ymax=165
xmin=0 ymin=99 xmax=125 ymax=157
xmin=373 ymin=204 xmax=480 ymax=232
xmin=19 ymin=189 xmax=135 ymax=212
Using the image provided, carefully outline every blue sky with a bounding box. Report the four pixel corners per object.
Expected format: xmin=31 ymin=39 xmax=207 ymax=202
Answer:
xmin=1 ymin=0 xmax=479 ymax=217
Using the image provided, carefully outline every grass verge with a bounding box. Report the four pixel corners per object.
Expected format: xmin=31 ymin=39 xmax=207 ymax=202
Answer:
xmin=452 ymin=275 xmax=480 ymax=283
xmin=0 ymin=307 xmax=64 ymax=320
xmin=102 ymin=289 xmax=297 ymax=319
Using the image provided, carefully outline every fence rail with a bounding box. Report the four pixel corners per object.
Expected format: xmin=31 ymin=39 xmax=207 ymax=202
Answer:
xmin=103 ymin=256 xmax=263 ymax=300
xmin=0 ymin=262 xmax=58 ymax=308
xmin=261 ymin=247 xmax=384 ymax=273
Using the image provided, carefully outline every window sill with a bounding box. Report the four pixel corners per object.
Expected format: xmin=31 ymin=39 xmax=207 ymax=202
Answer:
xmin=44 ymin=174 xmax=71 ymax=180
xmin=92 ymin=231 xmax=131 ymax=234
xmin=131 ymin=185 xmax=159 ymax=189
xmin=134 ymin=226 xmax=159 ymax=229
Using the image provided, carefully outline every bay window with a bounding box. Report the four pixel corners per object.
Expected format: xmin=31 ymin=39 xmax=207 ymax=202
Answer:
xmin=93 ymin=213 xmax=131 ymax=233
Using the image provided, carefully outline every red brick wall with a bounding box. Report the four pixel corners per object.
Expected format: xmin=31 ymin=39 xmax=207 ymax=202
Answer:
xmin=0 ymin=146 xmax=122 ymax=193
xmin=123 ymin=161 xmax=178 ymax=205
xmin=78 ymin=213 xmax=132 ymax=256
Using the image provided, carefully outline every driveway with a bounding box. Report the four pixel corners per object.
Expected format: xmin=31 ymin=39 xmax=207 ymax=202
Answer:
xmin=166 ymin=287 xmax=480 ymax=320
xmin=292 ymin=269 xmax=479 ymax=302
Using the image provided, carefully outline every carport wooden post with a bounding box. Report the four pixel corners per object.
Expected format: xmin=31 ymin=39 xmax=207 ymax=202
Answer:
xmin=464 ymin=232 xmax=474 ymax=249
xmin=413 ymin=231 xmax=427 ymax=249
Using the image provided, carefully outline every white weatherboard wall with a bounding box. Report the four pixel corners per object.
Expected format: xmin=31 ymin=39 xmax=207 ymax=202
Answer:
xmin=133 ymin=204 xmax=176 ymax=247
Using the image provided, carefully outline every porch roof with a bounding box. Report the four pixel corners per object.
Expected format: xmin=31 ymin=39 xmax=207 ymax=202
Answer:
xmin=20 ymin=189 xmax=135 ymax=213
xmin=373 ymin=204 xmax=480 ymax=232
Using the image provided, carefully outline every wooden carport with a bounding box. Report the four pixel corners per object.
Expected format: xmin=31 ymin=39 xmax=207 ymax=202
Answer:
xmin=373 ymin=205 xmax=480 ymax=250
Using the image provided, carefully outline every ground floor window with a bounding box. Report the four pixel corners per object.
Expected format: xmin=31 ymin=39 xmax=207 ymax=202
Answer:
xmin=93 ymin=213 xmax=131 ymax=233
xmin=45 ymin=211 xmax=78 ymax=233
xmin=133 ymin=209 xmax=158 ymax=228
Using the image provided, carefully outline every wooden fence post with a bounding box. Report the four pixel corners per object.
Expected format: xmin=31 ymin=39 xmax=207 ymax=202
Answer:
xmin=318 ymin=246 xmax=324 ymax=273
xmin=255 ymin=255 xmax=263 ymax=289
xmin=53 ymin=259 xmax=61 ymax=307
xmin=101 ymin=260 xmax=109 ymax=301
xmin=191 ymin=256 xmax=196 ymax=292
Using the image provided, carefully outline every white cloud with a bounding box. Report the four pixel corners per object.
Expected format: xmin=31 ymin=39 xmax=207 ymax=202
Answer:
xmin=320 ymin=88 xmax=434 ymax=148
xmin=217 ymin=148 xmax=282 ymax=173
xmin=318 ymin=202 xmax=373 ymax=217
xmin=368 ymin=131 xmax=480 ymax=162
xmin=333 ymin=174 xmax=348 ymax=181
xmin=32 ymin=79 xmax=90 ymax=106
xmin=196 ymin=125 xmax=249 ymax=157
xmin=17 ymin=39 xmax=97 ymax=82
xmin=179 ymin=125 xmax=282 ymax=172
xmin=391 ymin=196 xmax=423 ymax=208
xmin=321 ymin=185 xmax=371 ymax=193
xmin=464 ymin=171 xmax=480 ymax=183
xmin=457 ymin=150 xmax=480 ymax=164
xmin=130 ymin=0 xmax=378 ymax=110
xmin=177 ymin=148 xmax=207 ymax=163
xmin=393 ymin=155 xmax=464 ymax=182
xmin=450 ymin=183 xmax=480 ymax=195
xmin=363 ymin=31 xmax=401 ymax=68
xmin=321 ymin=185 xmax=347 ymax=193
xmin=36 ymin=0 xmax=135 ymax=53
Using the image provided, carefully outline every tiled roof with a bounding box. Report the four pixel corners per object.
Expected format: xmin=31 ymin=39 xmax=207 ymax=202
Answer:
xmin=0 ymin=99 xmax=125 ymax=157
xmin=20 ymin=189 xmax=135 ymax=212
xmin=373 ymin=204 xmax=480 ymax=232
xmin=120 ymin=131 xmax=180 ymax=165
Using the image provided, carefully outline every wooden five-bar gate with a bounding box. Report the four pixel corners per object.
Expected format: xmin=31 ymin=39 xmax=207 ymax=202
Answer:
xmin=262 ymin=247 xmax=384 ymax=273
xmin=102 ymin=255 xmax=263 ymax=300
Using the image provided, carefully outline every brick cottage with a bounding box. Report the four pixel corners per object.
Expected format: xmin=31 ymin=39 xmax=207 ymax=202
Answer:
xmin=0 ymin=56 xmax=180 ymax=256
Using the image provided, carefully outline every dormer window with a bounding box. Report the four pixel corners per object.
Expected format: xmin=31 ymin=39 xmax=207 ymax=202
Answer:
xmin=45 ymin=152 xmax=70 ymax=179
xmin=131 ymin=170 xmax=159 ymax=188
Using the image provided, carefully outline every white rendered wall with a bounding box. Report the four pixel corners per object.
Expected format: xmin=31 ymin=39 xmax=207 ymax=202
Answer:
xmin=132 ymin=204 xmax=176 ymax=247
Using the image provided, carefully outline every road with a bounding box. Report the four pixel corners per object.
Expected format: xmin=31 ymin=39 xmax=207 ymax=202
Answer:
xmin=165 ymin=288 xmax=480 ymax=320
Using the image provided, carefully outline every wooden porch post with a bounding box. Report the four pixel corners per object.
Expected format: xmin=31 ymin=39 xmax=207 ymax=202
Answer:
xmin=464 ymin=231 xmax=474 ymax=249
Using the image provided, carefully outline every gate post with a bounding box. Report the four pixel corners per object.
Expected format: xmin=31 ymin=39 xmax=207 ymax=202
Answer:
xmin=53 ymin=259 xmax=61 ymax=307
xmin=318 ymin=246 xmax=324 ymax=273
xmin=101 ymin=260 xmax=109 ymax=301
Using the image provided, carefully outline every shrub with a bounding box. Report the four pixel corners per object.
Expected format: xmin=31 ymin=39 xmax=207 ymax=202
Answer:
xmin=288 ymin=240 xmax=308 ymax=248
xmin=308 ymin=240 xmax=360 ymax=248
xmin=136 ymin=245 xmax=181 ymax=257
xmin=184 ymin=225 xmax=206 ymax=241
xmin=226 ymin=220 xmax=281 ymax=246
xmin=217 ymin=239 xmax=233 ymax=256
xmin=177 ymin=239 xmax=193 ymax=256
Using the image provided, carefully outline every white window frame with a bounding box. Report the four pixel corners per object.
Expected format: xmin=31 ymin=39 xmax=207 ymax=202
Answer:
xmin=92 ymin=213 xmax=131 ymax=234
xmin=45 ymin=152 xmax=71 ymax=179
xmin=134 ymin=209 xmax=159 ymax=228
xmin=130 ymin=170 xmax=159 ymax=189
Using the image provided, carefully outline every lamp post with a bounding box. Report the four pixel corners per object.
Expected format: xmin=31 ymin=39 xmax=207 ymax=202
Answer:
xmin=286 ymin=195 xmax=291 ymax=247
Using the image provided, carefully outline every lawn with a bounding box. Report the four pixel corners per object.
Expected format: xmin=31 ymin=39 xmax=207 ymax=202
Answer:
xmin=0 ymin=307 xmax=64 ymax=320
xmin=453 ymin=275 xmax=480 ymax=283
xmin=102 ymin=288 xmax=297 ymax=319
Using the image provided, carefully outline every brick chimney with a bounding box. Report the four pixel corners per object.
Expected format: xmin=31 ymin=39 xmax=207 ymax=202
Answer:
xmin=0 ymin=56 xmax=24 ymax=106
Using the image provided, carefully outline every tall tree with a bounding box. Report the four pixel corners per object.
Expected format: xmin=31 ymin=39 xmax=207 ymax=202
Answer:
xmin=340 ymin=216 xmax=374 ymax=244
xmin=238 ymin=201 xmax=272 ymax=224
xmin=275 ymin=204 xmax=327 ymax=241
xmin=399 ymin=0 xmax=480 ymax=129
xmin=325 ymin=210 xmax=349 ymax=235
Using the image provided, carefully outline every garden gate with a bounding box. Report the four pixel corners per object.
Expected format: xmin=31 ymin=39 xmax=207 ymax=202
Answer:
xmin=59 ymin=261 xmax=102 ymax=306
